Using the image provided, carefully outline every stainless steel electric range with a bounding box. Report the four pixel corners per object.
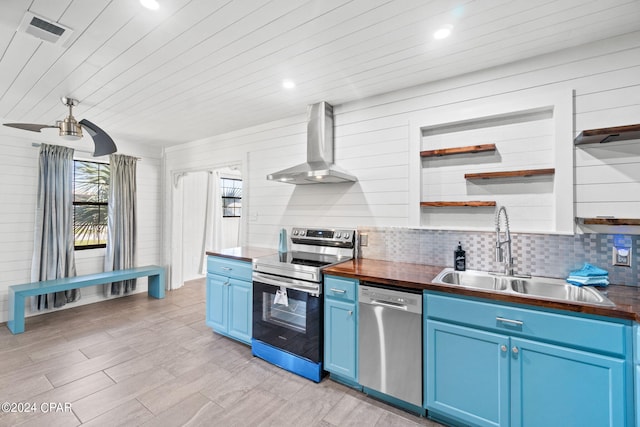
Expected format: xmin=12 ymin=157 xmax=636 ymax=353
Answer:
xmin=251 ymin=227 xmax=356 ymax=382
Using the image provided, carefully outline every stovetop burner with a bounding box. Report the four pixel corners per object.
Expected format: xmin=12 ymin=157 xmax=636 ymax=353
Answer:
xmin=290 ymin=257 xmax=332 ymax=268
xmin=253 ymin=227 xmax=356 ymax=283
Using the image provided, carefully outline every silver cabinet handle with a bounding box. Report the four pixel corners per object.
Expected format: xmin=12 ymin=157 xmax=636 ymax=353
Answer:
xmin=224 ymin=280 xmax=230 ymax=286
xmin=330 ymin=288 xmax=346 ymax=294
xmin=496 ymin=316 xmax=523 ymax=326
xmin=348 ymin=310 xmax=353 ymax=316
xmin=500 ymin=345 xmax=507 ymax=352
xmin=220 ymin=267 xmax=232 ymax=271
xmin=512 ymin=346 xmax=519 ymax=354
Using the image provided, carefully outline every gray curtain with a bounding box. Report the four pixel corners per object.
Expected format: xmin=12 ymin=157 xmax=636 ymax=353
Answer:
xmin=31 ymin=144 xmax=78 ymax=310
xmin=104 ymin=154 xmax=137 ymax=296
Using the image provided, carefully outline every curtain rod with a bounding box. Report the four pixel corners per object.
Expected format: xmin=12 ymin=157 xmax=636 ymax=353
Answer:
xmin=31 ymin=142 xmax=142 ymax=160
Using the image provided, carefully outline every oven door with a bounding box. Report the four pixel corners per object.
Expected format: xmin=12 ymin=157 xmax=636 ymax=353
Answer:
xmin=252 ymin=273 xmax=322 ymax=363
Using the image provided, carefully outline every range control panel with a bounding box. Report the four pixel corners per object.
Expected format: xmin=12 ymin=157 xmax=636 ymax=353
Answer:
xmin=291 ymin=227 xmax=355 ymax=246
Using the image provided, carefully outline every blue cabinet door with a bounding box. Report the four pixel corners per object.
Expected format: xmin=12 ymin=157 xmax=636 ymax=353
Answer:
xmin=206 ymin=274 xmax=228 ymax=333
xmin=511 ymin=337 xmax=629 ymax=427
xmin=426 ymin=320 xmax=509 ymax=427
xmin=228 ymin=279 xmax=252 ymax=345
xmin=324 ymin=298 xmax=357 ymax=380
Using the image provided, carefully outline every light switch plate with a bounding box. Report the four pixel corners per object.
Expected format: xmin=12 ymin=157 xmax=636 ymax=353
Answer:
xmin=612 ymin=246 xmax=632 ymax=267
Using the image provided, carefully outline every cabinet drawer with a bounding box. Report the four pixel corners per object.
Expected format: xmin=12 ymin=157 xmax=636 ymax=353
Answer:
xmin=325 ymin=275 xmax=358 ymax=302
xmin=207 ymin=256 xmax=252 ymax=281
xmin=425 ymin=292 xmax=629 ymax=356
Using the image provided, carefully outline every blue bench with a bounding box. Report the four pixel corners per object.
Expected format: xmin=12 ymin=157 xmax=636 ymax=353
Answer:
xmin=7 ymin=265 xmax=165 ymax=334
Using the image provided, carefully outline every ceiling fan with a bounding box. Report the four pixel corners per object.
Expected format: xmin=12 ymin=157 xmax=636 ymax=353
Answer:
xmin=3 ymin=97 xmax=117 ymax=156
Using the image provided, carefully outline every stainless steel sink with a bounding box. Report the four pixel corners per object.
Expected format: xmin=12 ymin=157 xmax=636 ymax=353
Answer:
xmin=509 ymin=278 xmax=613 ymax=305
xmin=432 ymin=268 xmax=615 ymax=306
xmin=435 ymin=269 xmax=509 ymax=291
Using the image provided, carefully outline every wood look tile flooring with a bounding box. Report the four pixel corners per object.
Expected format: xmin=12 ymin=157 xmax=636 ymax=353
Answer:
xmin=0 ymin=279 xmax=445 ymax=427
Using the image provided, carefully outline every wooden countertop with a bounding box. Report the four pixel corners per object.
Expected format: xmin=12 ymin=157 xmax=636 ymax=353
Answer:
xmin=324 ymin=258 xmax=639 ymax=322
xmin=206 ymin=247 xmax=276 ymax=263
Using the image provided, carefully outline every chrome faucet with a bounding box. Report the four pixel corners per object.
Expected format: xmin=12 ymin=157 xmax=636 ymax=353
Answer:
xmin=495 ymin=206 xmax=514 ymax=275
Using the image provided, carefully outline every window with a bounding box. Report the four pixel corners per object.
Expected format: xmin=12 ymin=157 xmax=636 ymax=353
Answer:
xmin=221 ymin=178 xmax=242 ymax=217
xmin=73 ymin=160 xmax=110 ymax=249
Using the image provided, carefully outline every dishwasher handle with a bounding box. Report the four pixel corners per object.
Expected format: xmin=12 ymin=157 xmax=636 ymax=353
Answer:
xmin=358 ymin=284 xmax=422 ymax=315
xmin=369 ymin=299 xmax=409 ymax=311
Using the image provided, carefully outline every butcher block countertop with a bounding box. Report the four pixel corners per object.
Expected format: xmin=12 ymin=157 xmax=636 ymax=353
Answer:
xmin=206 ymin=247 xmax=276 ymax=263
xmin=324 ymin=258 xmax=640 ymax=322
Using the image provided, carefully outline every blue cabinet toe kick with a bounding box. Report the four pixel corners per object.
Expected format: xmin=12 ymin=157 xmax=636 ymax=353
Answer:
xmin=362 ymin=387 xmax=426 ymax=417
xmin=251 ymin=339 xmax=323 ymax=383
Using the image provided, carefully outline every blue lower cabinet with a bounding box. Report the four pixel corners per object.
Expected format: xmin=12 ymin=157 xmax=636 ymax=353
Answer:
xmin=324 ymin=275 xmax=360 ymax=389
xmin=206 ymin=274 xmax=228 ymax=332
xmin=205 ymin=256 xmax=252 ymax=345
xmin=511 ymin=337 xmax=627 ymax=427
xmin=426 ymin=320 xmax=509 ymax=427
xmin=227 ymin=278 xmax=252 ymax=343
xmin=424 ymin=292 xmax=633 ymax=427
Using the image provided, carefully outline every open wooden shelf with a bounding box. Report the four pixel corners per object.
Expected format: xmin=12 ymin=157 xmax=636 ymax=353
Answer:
xmin=574 ymin=124 xmax=640 ymax=145
xmin=465 ymin=168 xmax=555 ymax=180
xmin=421 ymin=201 xmax=497 ymax=207
xmin=578 ymin=217 xmax=640 ymax=226
xmin=420 ymin=143 xmax=496 ymax=158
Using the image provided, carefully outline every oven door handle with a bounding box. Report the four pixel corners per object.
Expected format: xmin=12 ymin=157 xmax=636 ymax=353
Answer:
xmin=252 ymin=272 xmax=320 ymax=294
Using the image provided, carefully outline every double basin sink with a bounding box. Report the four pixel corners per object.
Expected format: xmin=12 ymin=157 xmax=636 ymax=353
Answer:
xmin=432 ymin=268 xmax=615 ymax=307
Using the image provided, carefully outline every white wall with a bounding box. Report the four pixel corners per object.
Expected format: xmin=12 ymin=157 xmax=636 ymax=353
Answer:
xmin=2 ymin=31 xmax=637 ymax=323
xmin=0 ymin=125 xmax=163 ymax=323
xmin=165 ymin=30 xmax=640 ymax=248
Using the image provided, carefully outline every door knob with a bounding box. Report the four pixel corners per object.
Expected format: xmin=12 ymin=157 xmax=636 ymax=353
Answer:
xmin=512 ymin=346 xmax=519 ymax=354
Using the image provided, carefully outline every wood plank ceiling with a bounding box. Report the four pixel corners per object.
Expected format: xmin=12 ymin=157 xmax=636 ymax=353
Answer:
xmin=0 ymin=0 xmax=639 ymax=147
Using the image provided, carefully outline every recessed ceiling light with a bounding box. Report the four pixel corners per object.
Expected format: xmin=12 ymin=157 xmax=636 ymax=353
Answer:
xmin=433 ymin=25 xmax=453 ymax=40
xmin=282 ymin=79 xmax=296 ymax=89
xmin=140 ymin=0 xmax=159 ymax=10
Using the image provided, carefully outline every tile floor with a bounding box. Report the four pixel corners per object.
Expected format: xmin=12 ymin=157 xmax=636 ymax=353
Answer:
xmin=0 ymin=279 xmax=445 ymax=426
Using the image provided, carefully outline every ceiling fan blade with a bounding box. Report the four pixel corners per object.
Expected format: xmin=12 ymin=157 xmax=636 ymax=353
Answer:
xmin=79 ymin=119 xmax=117 ymax=156
xmin=3 ymin=123 xmax=58 ymax=132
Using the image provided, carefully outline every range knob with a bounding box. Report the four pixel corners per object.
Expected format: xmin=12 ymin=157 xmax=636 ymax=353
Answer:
xmin=344 ymin=233 xmax=350 ymax=239
xmin=335 ymin=232 xmax=342 ymax=238
xmin=292 ymin=230 xmax=298 ymax=235
xmin=299 ymin=230 xmax=305 ymax=236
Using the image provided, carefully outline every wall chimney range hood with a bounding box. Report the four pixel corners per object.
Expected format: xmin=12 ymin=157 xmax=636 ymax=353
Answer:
xmin=267 ymin=102 xmax=357 ymax=184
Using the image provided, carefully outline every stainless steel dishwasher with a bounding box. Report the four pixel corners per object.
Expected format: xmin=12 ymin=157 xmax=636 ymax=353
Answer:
xmin=358 ymin=282 xmax=422 ymax=408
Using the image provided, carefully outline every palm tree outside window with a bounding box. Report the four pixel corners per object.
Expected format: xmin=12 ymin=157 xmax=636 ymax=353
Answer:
xmin=221 ymin=178 xmax=242 ymax=217
xmin=73 ymin=160 xmax=109 ymax=249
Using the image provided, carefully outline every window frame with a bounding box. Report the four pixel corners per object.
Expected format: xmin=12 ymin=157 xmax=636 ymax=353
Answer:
xmin=73 ymin=159 xmax=110 ymax=250
xmin=221 ymin=177 xmax=242 ymax=218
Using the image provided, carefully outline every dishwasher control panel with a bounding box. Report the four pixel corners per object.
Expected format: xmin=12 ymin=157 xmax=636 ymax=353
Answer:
xmin=359 ymin=284 xmax=422 ymax=315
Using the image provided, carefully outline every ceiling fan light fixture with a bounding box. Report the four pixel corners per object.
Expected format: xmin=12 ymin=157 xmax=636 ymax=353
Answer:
xmin=57 ymin=117 xmax=83 ymax=140
xmin=3 ymin=96 xmax=117 ymax=156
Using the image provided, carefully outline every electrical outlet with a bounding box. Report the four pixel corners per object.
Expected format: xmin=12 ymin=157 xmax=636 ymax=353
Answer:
xmin=359 ymin=233 xmax=368 ymax=247
xmin=612 ymin=246 xmax=632 ymax=267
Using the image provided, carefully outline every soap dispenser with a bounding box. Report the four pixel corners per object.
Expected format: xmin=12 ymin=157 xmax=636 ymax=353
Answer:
xmin=454 ymin=242 xmax=466 ymax=271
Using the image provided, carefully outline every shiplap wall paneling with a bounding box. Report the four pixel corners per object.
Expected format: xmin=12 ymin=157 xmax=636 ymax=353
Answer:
xmin=572 ymin=42 xmax=640 ymax=234
xmin=241 ymin=105 xmax=411 ymax=247
xmin=575 ymin=138 xmax=640 ymax=234
xmin=408 ymin=86 xmax=573 ymax=233
xmin=0 ymin=124 xmax=162 ymax=323
xmin=166 ymin=32 xmax=639 ymax=247
xmin=419 ymin=110 xmax=556 ymax=232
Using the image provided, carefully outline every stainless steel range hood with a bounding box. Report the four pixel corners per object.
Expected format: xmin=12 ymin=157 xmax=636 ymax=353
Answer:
xmin=267 ymin=102 xmax=357 ymax=184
